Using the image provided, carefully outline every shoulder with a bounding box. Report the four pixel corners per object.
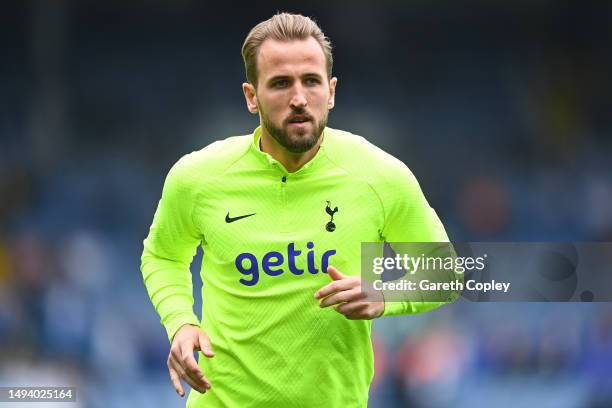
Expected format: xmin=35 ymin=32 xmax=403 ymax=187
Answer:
xmin=323 ymin=127 xmax=417 ymax=186
xmin=167 ymin=134 xmax=252 ymax=184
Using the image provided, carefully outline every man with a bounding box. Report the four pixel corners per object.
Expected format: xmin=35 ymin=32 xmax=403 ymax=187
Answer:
xmin=141 ymin=12 xmax=450 ymax=408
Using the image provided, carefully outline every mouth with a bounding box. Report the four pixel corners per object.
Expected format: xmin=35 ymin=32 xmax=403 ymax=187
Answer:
xmin=287 ymin=114 xmax=312 ymax=125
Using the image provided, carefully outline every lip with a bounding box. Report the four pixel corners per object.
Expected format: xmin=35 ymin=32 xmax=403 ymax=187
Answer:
xmin=288 ymin=121 xmax=311 ymax=127
xmin=287 ymin=114 xmax=312 ymax=124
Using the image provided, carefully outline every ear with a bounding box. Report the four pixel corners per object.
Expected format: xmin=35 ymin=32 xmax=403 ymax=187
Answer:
xmin=328 ymin=77 xmax=337 ymax=109
xmin=242 ymin=82 xmax=258 ymax=113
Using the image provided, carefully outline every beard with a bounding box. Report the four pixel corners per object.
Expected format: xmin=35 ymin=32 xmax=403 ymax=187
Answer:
xmin=259 ymin=105 xmax=328 ymax=154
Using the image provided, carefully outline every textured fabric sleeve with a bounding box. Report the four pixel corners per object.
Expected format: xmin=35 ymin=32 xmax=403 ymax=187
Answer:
xmin=141 ymin=157 xmax=202 ymax=342
xmin=378 ymin=162 xmax=453 ymax=316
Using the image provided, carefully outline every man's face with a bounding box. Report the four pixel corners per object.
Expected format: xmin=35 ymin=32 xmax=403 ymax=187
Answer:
xmin=243 ymin=37 xmax=337 ymax=153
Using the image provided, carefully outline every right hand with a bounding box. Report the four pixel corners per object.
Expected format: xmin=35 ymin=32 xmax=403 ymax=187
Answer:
xmin=167 ymin=324 xmax=215 ymax=397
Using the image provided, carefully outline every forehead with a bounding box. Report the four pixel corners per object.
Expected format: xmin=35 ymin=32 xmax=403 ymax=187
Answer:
xmin=256 ymin=37 xmax=327 ymax=79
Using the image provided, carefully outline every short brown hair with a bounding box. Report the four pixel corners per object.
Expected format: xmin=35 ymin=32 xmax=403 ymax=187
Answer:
xmin=241 ymin=13 xmax=333 ymax=87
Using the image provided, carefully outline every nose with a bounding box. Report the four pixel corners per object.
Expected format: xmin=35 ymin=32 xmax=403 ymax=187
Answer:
xmin=289 ymin=84 xmax=308 ymax=109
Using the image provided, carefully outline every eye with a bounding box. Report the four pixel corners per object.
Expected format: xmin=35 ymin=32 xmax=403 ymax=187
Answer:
xmin=272 ymin=79 xmax=289 ymax=88
xmin=305 ymin=77 xmax=321 ymax=86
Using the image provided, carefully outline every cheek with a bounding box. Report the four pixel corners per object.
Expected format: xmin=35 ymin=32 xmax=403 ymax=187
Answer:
xmin=309 ymin=90 xmax=330 ymax=108
xmin=260 ymin=95 xmax=287 ymax=116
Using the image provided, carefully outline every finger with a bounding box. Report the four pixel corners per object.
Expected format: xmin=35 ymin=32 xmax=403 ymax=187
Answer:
xmin=315 ymin=279 xmax=356 ymax=299
xmin=336 ymin=301 xmax=368 ymax=317
xmin=320 ymin=288 xmax=366 ymax=308
xmin=168 ymin=360 xmax=185 ymax=397
xmin=197 ymin=332 xmax=215 ymax=358
xmin=170 ymin=344 xmax=182 ymax=363
xmin=171 ymin=342 xmax=211 ymax=389
xmin=181 ymin=369 xmax=208 ymax=393
xmin=171 ymin=358 xmax=208 ymax=394
xmin=179 ymin=345 xmax=210 ymax=388
xmin=179 ymin=342 xmax=203 ymax=375
xmin=327 ymin=265 xmax=346 ymax=280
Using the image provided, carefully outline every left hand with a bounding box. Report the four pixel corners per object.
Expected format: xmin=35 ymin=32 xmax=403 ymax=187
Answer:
xmin=314 ymin=265 xmax=384 ymax=320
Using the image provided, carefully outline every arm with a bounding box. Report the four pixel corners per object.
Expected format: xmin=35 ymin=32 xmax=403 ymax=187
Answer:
xmin=141 ymin=157 xmax=214 ymax=396
xmin=141 ymin=158 xmax=201 ymax=342
xmin=379 ymin=162 xmax=454 ymax=316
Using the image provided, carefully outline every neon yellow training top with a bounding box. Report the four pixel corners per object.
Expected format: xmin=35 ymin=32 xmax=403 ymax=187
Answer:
xmin=141 ymin=126 xmax=449 ymax=408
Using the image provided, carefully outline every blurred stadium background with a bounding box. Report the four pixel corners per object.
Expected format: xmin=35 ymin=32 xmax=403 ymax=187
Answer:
xmin=1 ymin=1 xmax=611 ymax=407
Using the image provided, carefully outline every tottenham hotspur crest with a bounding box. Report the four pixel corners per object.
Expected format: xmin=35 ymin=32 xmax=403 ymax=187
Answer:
xmin=325 ymin=201 xmax=338 ymax=232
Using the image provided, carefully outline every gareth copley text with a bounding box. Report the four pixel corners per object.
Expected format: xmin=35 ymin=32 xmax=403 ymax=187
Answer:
xmin=372 ymin=278 xmax=511 ymax=293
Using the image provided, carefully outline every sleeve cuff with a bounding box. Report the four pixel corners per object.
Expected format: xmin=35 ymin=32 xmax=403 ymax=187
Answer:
xmin=382 ymin=301 xmax=409 ymax=316
xmin=164 ymin=313 xmax=201 ymax=343
xmin=382 ymin=301 xmax=449 ymax=317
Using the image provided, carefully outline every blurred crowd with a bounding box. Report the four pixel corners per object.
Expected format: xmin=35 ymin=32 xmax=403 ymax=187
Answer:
xmin=1 ymin=1 xmax=611 ymax=407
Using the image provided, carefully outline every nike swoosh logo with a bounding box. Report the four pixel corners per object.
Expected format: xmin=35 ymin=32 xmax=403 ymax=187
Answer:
xmin=225 ymin=212 xmax=256 ymax=223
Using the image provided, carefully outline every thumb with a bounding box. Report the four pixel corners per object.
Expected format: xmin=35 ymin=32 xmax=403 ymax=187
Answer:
xmin=197 ymin=332 xmax=215 ymax=358
xmin=327 ymin=265 xmax=345 ymax=281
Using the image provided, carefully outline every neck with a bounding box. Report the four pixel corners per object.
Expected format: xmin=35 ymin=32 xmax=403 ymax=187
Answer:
xmin=260 ymin=128 xmax=323 ymax=173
